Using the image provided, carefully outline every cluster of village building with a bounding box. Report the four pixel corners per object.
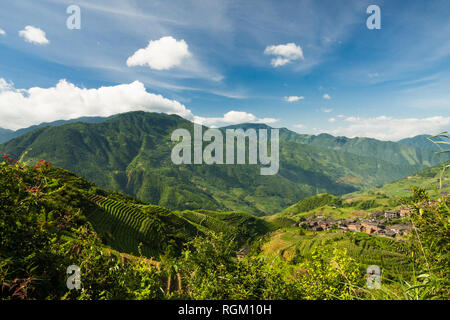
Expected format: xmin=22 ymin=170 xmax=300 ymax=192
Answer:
xmin=296 ymin=206 xmax=413 ymax=239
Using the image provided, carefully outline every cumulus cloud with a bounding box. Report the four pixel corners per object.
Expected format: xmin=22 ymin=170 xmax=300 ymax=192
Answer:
xmin=323 ymin=93 xmax=331 ymax=100
xmin=284 ymin=96 xmax=304 ymax=102
xmin=324 ymin=115 xmax=450 ymax=141
xmin=127 ymin=36 xmax=191 ymax=70
xmin=18 ymin=26 xmax=49 ymax=45
xmin=0 ymin=29 xmax=5 ymax=36
xmin=328 ymin=118 xmax=336 ymax=123
xmin=193 ymin=111 xmax=278 ymax=126
xmin=0 ymin=78 xmax=276 ymax=130
xmin=0 ymin=79 xmax=193 ymax=130
xmin=0 ymin=78 xmax=13 ymax=91
xmin=264 ymin=43 xmax=304 ymax=67
xmin=322 ymin=108 xmax=333 ymax=113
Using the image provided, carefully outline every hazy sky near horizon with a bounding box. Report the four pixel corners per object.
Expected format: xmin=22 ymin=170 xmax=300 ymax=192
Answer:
xmin=0 ymin=0 xmax=449 ymax=140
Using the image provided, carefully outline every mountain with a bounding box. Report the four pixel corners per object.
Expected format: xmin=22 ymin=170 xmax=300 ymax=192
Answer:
xmin=0 ymin=128 xmax=15 ymax=144
xmin=0 ymin=115 xmax=113 ymax=143
xmin=0 ymin=111 xmax=433 ymax=215
xmin=398 ymin=134 xmax=448 ymax=153
xmin=271 ymin=160 xmax=450 ymax=222
xmin=0 ymin=158 xmax=271 ymax=260
xmin=277 ymin=131 xmax=448 ymax=167
xmin=369 ymin=159 xmax=450 ymax=198
xmin=1 ymin=154 xmax=422 ymax=301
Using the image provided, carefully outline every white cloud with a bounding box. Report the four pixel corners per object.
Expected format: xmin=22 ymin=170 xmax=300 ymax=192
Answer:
xmin=193 ymin=111 xmax=278 ymax=126
xmin=18 ymin=26 xmax=49 ymax=45
xmin=323 ymin=93 xmax=331 ymax=100
xmin=284 ymin=96 xmax=304 ymax=102
xmin=0 ymin=78 xmax=14 ymax=91
xmin=0 ymin=29 xmax=5 ymax=36
xmin=0 ymin=78 xmax=275 ymax=130
xmin=322 ymin=108 xmax=333 ymax=113
xmin=323 ymin=115 xmax=450 ymax=141
xmin=293 ymin=124 xmax=305 ymax=129
xmin=127 ymin=36 xmax=191 ymax=70
xmin=264 ymin=43 xmax=304 ymax=67
xmin=0 ymin=79 xmax=193 ymax=130
xmin=328 ymin=118 xmax=336 ymax=123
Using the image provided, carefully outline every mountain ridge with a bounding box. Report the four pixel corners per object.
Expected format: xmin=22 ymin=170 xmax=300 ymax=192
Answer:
xmin=0 ymin=115 xmax=114 ymax=143
xmin=0 ymin=111 xmax=437 ymax=215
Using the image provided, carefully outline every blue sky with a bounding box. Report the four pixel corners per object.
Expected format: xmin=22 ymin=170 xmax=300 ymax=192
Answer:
xmin=0 ymin=0 xmax=449 ymax=140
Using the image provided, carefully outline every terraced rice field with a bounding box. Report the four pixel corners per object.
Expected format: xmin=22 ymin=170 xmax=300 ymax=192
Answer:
xmin=261 ymin=228 xmax=412 ymax=278
xmin=85 ymin=194 xmax=170 ymax=257
xmin=83 ymin=194 xmax=270 ymax=258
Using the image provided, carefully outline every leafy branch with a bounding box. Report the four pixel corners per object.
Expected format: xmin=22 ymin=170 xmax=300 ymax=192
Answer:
xmin=427 ymin=131 xmax=450 ymax=189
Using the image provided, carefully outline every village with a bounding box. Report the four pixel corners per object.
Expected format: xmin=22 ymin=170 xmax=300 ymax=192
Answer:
xmin=295 ymin=206 xmax=413 ymax=239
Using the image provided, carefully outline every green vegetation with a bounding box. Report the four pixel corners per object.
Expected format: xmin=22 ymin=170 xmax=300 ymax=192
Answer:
xmin=365 ymin=187 xmax=449 ymax=299
xmin=0 ymin=128 xmax=15 ymax=144
xmin=0 ymin=155 xmax=270 ymax=264
xmin=273 ymin=159 xmax=450 ymax=222
xmin=280 ymin=130 xmax=449 ymax=167
xmin=278 ymin=193 xmax=342 ymax=216
xmin=261 ymin=228 xmax=412 ymax=279
xmin=0 ymin=156 xmax=360 ymax=299
xmin=351 ymin=160 xmax=450 ymax=199
xmin=0 ymin=115 xmax=112 ymax=144
xmin=399 ymin=134 xmax=446 ymax=152
xmin=269 ymin=192 xmax=388 ymax=221
xmin=0 ymin=155 xmax=448 ymax=300
xmin=0 ymin=111 xmax=437 ymax=216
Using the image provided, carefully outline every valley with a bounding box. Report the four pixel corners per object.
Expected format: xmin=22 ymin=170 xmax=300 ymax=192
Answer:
xmin=0 ymin=111 xmax=442 ymax=216
xmin=0 ymin=112 xmax=448 ymax=300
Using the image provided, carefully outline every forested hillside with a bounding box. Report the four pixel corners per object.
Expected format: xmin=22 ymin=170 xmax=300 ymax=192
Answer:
xmin=0 ymin=111 xmax=432 ymax=215
xmin=278 ymin=130 xmax=449 ymax=166
xmin=1 ymin=155 xmax=448 ymax=300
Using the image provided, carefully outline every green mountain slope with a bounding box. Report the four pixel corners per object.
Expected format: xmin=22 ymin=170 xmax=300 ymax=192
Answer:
xmin=0 ymin=158 xmax=271 ymax=259
xmin=0 ymin=115 xmax=112 ymax=143
xmin=398 ymin=134 xmax=448 ymax=152
xmin=0 ymin=111 xmax=431 ymax=215
xmin=0 ymin=128 xmax=15 ymax=144
xmin=367 ymin=160 xmax=450 ymax=198
xmin=277 ymin=193 xmax=342 ymax=216
xmin=279 ymin=131 xmax=448 ymax=166
xmin=271 ymin=160 xmax=450 ymax=221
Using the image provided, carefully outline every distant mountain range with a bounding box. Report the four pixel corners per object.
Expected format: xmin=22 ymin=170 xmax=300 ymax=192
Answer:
xmin=0 ymin=111 xmax=447 ymax=215
xmin=0 ymin=116 xmax=113 ymax=144
xmin=278 ymin=131 xmax=447 ymax=167
xmin=398 ymin=134 xmax=446 ymax=152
